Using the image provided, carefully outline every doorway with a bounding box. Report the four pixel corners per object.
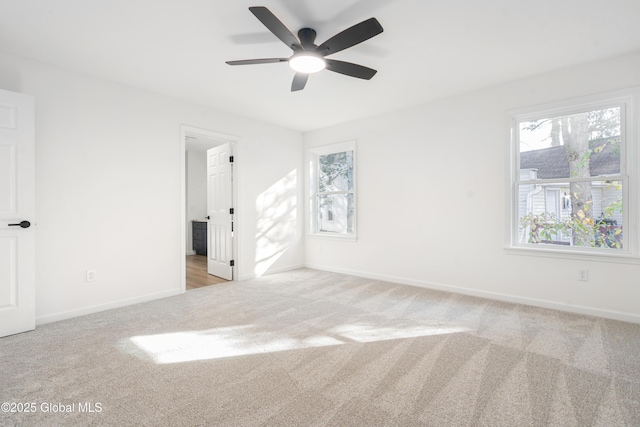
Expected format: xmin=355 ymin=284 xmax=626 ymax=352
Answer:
xmin=180 ymin=126 xmax=237 ymax=292
xmin=185 ymin=254 xmax=227 ymax=290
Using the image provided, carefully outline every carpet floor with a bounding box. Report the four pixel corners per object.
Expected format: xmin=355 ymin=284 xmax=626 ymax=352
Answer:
xmin=1 ymin=268 xmax=639 ymax=426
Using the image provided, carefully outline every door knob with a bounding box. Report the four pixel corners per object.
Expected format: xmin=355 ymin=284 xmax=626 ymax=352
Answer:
xmin=206 ymin=216 xmax=210 ymax=220
xmin=8 ymin=220 xmax=31 ymax=229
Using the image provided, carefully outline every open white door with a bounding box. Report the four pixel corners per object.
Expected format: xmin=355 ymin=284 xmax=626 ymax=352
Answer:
xmin=0 ymin=88 xmax=35 ymax=337
xmin=206 ymin=144 xmax=233 ymax=280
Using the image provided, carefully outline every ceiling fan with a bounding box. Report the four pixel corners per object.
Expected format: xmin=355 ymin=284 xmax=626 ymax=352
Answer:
xmin=226 ymin=6 xmax=384 ymax=91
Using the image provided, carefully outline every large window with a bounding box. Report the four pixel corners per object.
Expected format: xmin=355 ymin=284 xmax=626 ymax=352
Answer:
xmin=509 ymin=90 xmax=637 ymax=257
xmin=308 ymin=141 xmax=356 ymax=237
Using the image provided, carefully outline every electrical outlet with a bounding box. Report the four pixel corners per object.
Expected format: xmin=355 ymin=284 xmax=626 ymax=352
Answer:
xmin=578 ymin=269 xmax=589 ymax=282
xmin=86 ymin=270 xmax=97 ymax=282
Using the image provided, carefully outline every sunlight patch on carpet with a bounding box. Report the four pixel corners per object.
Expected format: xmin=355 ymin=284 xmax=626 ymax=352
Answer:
xmin=127 ymin=322 xmax=467 ymax=364
xmin=331 ymin=323 xmax=468 ymax=343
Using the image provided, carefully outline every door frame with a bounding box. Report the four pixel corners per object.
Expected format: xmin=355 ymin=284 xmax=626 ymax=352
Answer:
xmin=180 ymin=125 xmax=239 ymax=292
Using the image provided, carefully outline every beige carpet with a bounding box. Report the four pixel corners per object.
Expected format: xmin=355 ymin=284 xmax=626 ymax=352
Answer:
xmin=1 ymin=268 xmax=639 ymax=426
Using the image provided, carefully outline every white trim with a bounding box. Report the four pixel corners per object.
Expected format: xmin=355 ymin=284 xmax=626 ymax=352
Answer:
xmin=236 ymin=263 xmax=305 ymax=281
xmin=307 ymin=140 xmax=356 ymax=156
xmin=304 ymin=263 xmax=640 ymax=324
xmin=519 ymin=175 xmax=625 ymax=185
xmin=306 ymin=233 xmax=358 ymax=241
xmin=180 ymin=125 xmax=240 ymax=290
xmin=505 ymin=246 xmax=640 ymax=264
xmin=507 ymin=88 xmax=637 ymax=122
xmin=36 ymin=289 xmax=182 ymax=325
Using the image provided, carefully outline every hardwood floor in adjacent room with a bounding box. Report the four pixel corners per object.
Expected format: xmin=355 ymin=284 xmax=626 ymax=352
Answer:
xmin=186 ymin=255 xmax=228 ymax=290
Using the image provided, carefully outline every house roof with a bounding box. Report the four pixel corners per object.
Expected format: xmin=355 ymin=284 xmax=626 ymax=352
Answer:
xmin=520 ymin=138 xmax=620 ymax=179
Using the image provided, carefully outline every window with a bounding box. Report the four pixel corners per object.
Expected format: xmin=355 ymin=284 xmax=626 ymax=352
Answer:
xmin=509 ymin=90 xmax=637 ymax=257
xmin=308 ymin=141 xmax=356 ymax=237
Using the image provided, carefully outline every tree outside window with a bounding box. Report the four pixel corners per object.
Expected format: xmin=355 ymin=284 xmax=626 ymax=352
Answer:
xmin=512 ymin=93 xmax=632 ymax=255
xmin=308 ymin=142 xmax=356 ymax=236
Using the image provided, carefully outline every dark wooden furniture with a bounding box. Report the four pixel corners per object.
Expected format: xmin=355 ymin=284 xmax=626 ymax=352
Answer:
xmin=192 ymin=220 xmax=207 ymax=256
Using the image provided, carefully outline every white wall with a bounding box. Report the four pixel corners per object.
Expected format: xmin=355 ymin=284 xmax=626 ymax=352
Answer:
xmin=185 ymin=150 xmax=207 ymax=254
xmin=3 ymin=47 xmax=638 ymax=325
xmin=0 ymin=51 xmax=304 ymax=324
xmin=304 ymin=51 xmax=640 ymax=322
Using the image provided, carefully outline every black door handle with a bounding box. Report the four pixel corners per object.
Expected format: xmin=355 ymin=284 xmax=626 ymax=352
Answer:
xmin=206 ymin=216 xmax=210 ymax=220
xmin=8 ymin=221 xmax=31 ymax=229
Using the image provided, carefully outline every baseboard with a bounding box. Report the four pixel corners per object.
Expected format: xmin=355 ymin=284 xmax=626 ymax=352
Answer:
xmin=35 ymin=288 xmax=183 ymax=326
xmin=186 ymin=250 xmax=196 ymax=256
xmin=304 ymin=263 xmax=640 ymax=324
xmin=237 ymin=263 xmax=305 ymax=281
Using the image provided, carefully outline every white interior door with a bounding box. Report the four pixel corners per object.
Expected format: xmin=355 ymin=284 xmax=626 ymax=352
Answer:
xmin=206 ymin=144 xmax=233 ymax=280
xmin=0 ymin=88 xmax=35 ymax=337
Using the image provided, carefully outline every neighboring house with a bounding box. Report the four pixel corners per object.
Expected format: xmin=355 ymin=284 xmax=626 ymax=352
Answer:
xmin=518 ymin=137 xmax=622 ymax=245
xmin=319 ymin=196 xmax=347 ymax=232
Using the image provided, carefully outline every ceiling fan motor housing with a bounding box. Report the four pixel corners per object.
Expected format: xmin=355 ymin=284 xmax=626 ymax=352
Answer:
xmin=298 ymin=28 xmax=317 ymax=49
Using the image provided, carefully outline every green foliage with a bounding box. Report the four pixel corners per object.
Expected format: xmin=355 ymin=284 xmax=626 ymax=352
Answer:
xmin=603 ymin=197 xmax=623 ymax=218
xmin=520 ymin=212 xmax=573 ymax=244
xmin=587 ymin=108 xmax=621 ymax=140
xmin=318 ymin=151 xmax=353 ymax=192
xmin=520 ymin=198 xmax=623 ymax=249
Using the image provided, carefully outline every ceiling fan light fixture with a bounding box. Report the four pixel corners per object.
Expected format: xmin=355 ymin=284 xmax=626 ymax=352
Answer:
xmin=288 ymin=53 xmax=326 ymax=74
xmin=227 ymin=7 xmax=383 ymax=91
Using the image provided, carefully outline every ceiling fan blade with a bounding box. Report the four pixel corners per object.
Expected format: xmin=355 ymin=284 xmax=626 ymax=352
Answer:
xmin=226 ymin=58 xmax=288 ymax=66
xmin=249 ymin=6 xmax=303 ymax=51
xmin=315 ymin=18 xmax=383 ymax=56
xmin=291 ymin=73 xmax=309 ymax=91
xmin=325 ymin=59 xmax=377 ymax=80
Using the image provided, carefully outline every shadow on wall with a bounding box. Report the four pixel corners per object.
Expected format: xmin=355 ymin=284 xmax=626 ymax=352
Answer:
xmin=254 ymin=169 xmax=298 ymax=276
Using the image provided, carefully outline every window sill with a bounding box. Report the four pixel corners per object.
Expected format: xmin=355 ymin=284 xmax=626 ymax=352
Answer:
xmin=307 ymin=233 xmax=357 ymax=241
xmin=505 ymin=245 xmax=640 ymax=264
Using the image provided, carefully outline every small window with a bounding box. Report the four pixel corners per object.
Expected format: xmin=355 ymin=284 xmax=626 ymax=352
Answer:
xmin=308 ymin=141 xmax=356 ymax=237
xmin=509 ymin=90 xmax=636 ymax=257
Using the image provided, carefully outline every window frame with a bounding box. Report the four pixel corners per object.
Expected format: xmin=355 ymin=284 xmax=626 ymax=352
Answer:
xmin=307 ymin=141 xmax=357 ymax=239
xmin=507 ymin=88 xmax=639 ymax=261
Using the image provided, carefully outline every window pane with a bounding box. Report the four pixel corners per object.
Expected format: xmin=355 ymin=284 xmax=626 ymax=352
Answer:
xmin=317 ymin=193 xmax=354 ymax=234
xmin=519 ymin=107 xmax=621 ymax=180
xmin=318 ymin=151 xmax=353 ymax=192
xmin=517 ymin=180 xmax=623 ymax=249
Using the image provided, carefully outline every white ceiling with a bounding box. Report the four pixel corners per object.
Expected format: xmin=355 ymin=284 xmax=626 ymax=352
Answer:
xmin=2 ymin=0 xmax=640 ymax=132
